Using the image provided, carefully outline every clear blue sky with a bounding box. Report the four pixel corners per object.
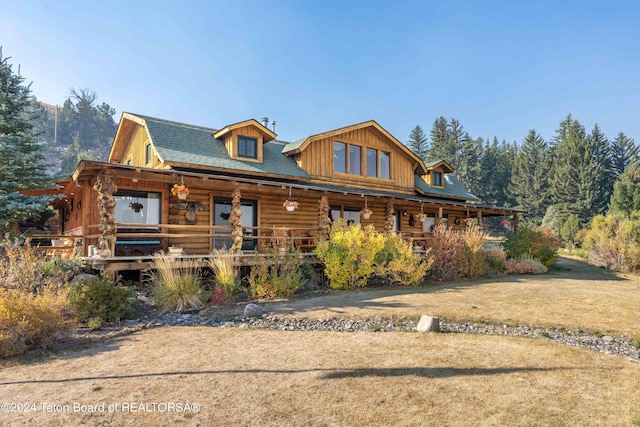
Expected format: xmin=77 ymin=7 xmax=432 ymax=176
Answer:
xmin=2 ymin=0 xmax=639 ymax=145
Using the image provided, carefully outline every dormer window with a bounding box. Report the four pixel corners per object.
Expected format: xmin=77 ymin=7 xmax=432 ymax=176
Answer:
xmin=238 ymin=135 xmax=258 ymax=159
xmin=432 ymin=171 xmax=443 ymax=187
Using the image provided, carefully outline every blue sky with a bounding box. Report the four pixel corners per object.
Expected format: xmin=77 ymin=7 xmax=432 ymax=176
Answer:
xmin=1 ymin=0 xmax=639 ymax=145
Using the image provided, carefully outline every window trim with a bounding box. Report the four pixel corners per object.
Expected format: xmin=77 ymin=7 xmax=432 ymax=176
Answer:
xmin=237 ymin=135 xmax=258 ymax=160
xmin=431 ymin=171 xmax=443 ymax=187
xmin=145 ymin=143 xmax=152 ymax=165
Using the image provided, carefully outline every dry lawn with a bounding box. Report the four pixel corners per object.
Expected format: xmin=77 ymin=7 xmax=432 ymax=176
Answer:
xmin=266 ymin=257 xmax=640 ymax=337
xmin=0 ymin=257 xmax=639 ymax=426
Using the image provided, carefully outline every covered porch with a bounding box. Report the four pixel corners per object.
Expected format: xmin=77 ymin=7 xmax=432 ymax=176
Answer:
xmin=34 ymin=161 xmax=522 ymax=271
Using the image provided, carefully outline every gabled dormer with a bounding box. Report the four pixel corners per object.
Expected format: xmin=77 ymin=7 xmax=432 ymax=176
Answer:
xmin=282 ymin=120 xmax=426 ymax=191
xmin=423 ymin=160 xmax=454 ymax=189
xmin=213 ymin=119 xmax=277 ymax=164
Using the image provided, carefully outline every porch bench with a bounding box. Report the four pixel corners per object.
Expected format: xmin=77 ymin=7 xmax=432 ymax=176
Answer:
xmin=115 ymin=239 xmax=162 ymax=256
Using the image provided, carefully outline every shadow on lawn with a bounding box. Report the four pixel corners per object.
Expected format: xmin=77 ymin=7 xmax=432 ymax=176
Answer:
xmin=0 ymin=365 xmax=613 ymax=385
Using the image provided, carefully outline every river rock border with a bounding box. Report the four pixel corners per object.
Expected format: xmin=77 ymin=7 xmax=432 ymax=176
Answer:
xmin=114 ymin=310 xmax=640 ymax=362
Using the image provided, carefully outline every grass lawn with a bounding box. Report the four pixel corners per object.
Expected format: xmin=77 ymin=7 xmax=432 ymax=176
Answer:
xmin=0 ymin=257 xmax=639 ymax=426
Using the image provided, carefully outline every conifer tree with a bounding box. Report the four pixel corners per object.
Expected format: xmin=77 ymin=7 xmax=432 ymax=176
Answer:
xmin=609 ymin=164 xmax=640 ymax=215
xmin=510 ymin=130 xmax=549 ymax=219
xmin=611 ymin=131 xmax=639 ymax=178
xmin=549 ymin=117 xmax=609 ymax=226
xmin=476 ymin=137 xmax=513 ymax=207
xmin=0 ymin=48 xmax=51 ymax=231
xmin=426 ymin=116 xmax=449 ymax=163
xmin=407 ymin=125 xmax=428 ymax=161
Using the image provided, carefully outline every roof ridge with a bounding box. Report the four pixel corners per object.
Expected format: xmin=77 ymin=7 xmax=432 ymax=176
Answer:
xmin=126 ymin=112 xmax=219 ymax=133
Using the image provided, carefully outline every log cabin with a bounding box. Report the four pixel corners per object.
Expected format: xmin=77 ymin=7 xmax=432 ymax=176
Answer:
xmin=43 ymin=113 xmax=522 ymax=270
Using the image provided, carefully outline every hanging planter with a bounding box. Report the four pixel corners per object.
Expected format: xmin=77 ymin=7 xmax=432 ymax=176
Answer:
xmin=360 ymin=196 xmax=372 ymax=219
xmin=283 ymin=200 xmax=299 ymax=212
xmin=417 ymin=202 xmax=426 ymax=222
xmin=172 ymin=176 xmax=190 ymax=200
xmin=129 ymin=201 xmax=144 ymax=213
xmin=283 ymin=186 xmax=299 ymax=211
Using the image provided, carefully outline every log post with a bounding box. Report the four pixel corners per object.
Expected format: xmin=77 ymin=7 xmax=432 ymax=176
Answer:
xmin=318 ymin=194 xmax=331 ymax=239
xmin=229 ymin=188 xmax=243 ymax=254
xmin=92 ymin=170 xmax=117 ymax=257
xmin=384 ymin=201 xmax=394 ymax=232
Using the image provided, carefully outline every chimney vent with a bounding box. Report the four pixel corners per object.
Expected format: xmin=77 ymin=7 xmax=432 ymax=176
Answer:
xmin=261 ymin=117 xmax=269 ymax=128
xmin=271 ymin=120 xmax=276 ymax=132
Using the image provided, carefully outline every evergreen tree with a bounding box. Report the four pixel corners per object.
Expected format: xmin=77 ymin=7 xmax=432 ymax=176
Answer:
xmin=609 ymin=164 xmax=640 ymax=215
xmin=510 ymin=130 xmax=550 ymax=219
xmin=476 ymin=137 xmax=513 ymax=207
xmin=589 ymin=123 xmax=613 ymax=208
xmin=0 ymin=48 xmax=51 ymax=230
xmin=611 ymin=131 xmax=639 ymax=178
xmin=56 ymin=88 xmax=116 ymax=165
xmin=407 ymin=125 xmax=428 ymax=161
xmin=426 ymin=116 xmax=449 ymax=163
xmin=549 ymin=116 xmax=609 ymax=226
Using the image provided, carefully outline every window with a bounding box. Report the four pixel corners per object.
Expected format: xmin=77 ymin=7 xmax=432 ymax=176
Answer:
xmin=145 ymin=143 xmax=152 ymax=165
xmin=213 ymin=198 xmax=257 ymax=250
xmin=114 ymin=191 xmax=161 ymax=225
xmin=238 ymin=135 xmax=258 ymax=159
xmin=349 ymin=145 xmax=361 ymax=175
xmin=334 ymin=142 xmax=346 ymax=173
xmin=366 ymin=148 xmax=377 ymax=177
xmin=432 ymin=171 xmax=443 ymax=187
xmin=330 ymin=207 xmax=361 ymax=225
xmin=380 ymin=151 xmax=390 ymax=179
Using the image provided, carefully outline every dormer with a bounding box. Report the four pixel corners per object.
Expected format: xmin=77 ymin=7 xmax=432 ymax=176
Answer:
xmin=213 ymin=119 xmax=277 ymax=164
xmin=423 ymin=160 xmax=454 ymax=188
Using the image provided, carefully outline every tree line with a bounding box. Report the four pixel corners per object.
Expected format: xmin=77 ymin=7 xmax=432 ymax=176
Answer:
xmin=407 ymin=116 xmax=640 ymax=239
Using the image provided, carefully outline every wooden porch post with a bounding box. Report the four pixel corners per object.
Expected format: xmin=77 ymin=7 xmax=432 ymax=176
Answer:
xmin=229 ymin=188 xmax=243 ymax=254
xmin=477 ymin=211 xmax=483 ymax=228
xmin=318 ymin=194 xmax=331 ymax=239
xmin=384 ymin=201 xmax=394 ymax=232
xmin=436 ymin=207 xmax=443 ymax=227
xmin=514 ymin=213 xmax=519 ymax=233
xmin=92 ymin=170 xmax=117 ymax=257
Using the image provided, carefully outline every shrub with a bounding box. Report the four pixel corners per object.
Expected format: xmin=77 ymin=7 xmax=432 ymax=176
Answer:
xmin=0 ymin=287 xmax=70 ymax=357
xmin=207 ymin=248 xmax=240 ymax=299
xmin=249 ymin=248 xmax=313 ymax=299
xmin=582 ymin=213 xmax=640 ymax=272
xmin=486 ymin=247 xmax=507 ymax=273
xmin=506 ymin=258 xmax=548 ymax=275
xmin=0 ymin=240 xmax=81 ymax=293
xmin=207 ymin=285 xmax=228 ymax=307
xmin=148 ymin=254 xmax=205 ymax=313
xmin=68 ymin=275 xmax=138 ymax=322
xmin=461 ymin=226 xmax=488 ymax=278
xmin=314 ymin=220 xmax=386 ymax=289
xmin=374 ymin=232 xmax=432 ymax=286
xmin=427 ymin=225 xmax=467 ymax=281
xmin=503 ymin=225 xmax=560 ymax=267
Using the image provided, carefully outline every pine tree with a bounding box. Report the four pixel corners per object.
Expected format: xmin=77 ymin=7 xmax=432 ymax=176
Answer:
xmin=549 ymin=117 xmax=609 ymax=226
xmin=407 ymin=125 xmax=428 ymax=161
xmin=0 ymin=48 xmax=51 ymax=230
xmin=609 ymin=164 xmax=640 ymax=215
xmin=476 ymin=137 xmax=513 ymax=207
xmin=610 ymin=131 xmax=639 ymax=178
xmin=510 ymin=130 xmax=549 ymax=219
xmin=426 ymin=116 xmax=449 ymax=163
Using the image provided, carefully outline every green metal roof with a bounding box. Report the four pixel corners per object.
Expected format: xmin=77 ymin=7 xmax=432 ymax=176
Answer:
xmin=414 ymin=174 xmax=481 ymax=202
xmin=132 ymin=114 xmax=310 ymax=178
xmin=127 ymin=113 xmax=482 ymax=203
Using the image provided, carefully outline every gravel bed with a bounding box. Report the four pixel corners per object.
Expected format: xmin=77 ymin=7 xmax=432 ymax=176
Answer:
xmin=106 ymin=309 xmax=640 ymax=362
